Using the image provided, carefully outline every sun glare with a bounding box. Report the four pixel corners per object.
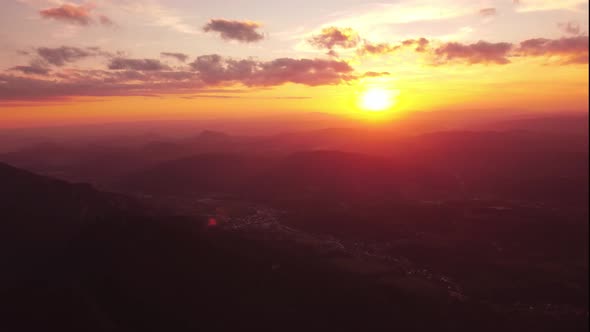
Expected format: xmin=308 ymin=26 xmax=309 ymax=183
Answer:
xmin=359 ymin=88 xmax=395 ymax=112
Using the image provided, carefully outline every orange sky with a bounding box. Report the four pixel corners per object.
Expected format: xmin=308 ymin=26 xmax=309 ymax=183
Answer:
xmin=0 ymin=1 xmax=588 ymax=128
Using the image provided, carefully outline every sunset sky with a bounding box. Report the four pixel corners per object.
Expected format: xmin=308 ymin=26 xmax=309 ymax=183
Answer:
xmin=0 ymin=0 xmax=588 ymax=127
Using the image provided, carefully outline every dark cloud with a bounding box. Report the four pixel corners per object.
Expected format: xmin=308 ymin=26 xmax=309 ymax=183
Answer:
xmin=189 ymin=54 xmax=255 ymax=84
xmin=108 ymin=58 xmax=172 ymax=71
xmin=189 ymin=55 xmax=354 ymax=87
xmin=0 ymin=52 xmax=355 ymax=100
xmin=52 ymin=68 xmax=197 ymax=84
xmin=479 ymin=8 xmax=497 ymax=17
xmin=558 ymin=22 xmax=581 ymax=35
xmin=36 ymin=46 xmax=107 ymax=66
xmin=252 ymin=57 xmax=354 ymax=86
xmin=434 ymin=41 xmax=513 ymax=64
xmin=10 ymin=60 xmax=50 ymax=76
xmin=39 ymin=4 xmax=93 ymax=26
xmin=161 ymin=52 xmax=190 ymax=62
xmin=309 ymin=27 xmax=360 ymax=52
xmin=0 ymin=69 xmax=202 ymax=100
xmin=203 ymin=19 xmax=264 ymax=43
xmin=516 ymin=36 xmax=589 ymax=64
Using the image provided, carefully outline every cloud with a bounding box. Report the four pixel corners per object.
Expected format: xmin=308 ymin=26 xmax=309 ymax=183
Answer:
xmin=403 ymin=38 xmax=430 ymax=52
xmin=99 ymin=15 xmax=114 ymax=27
xmin=326 ymin=50 xmax=339 ymax=57
xmin=189 ymin=55 xmax=354 ymax=86
xmin=0 ymin=51 xmax=356 ymax=100
xmin=10 ymin=59 xmax=50 ymax=76
xmin=358 ymin=42 xmax=400 ymax=55
xmin=308 ymin=27 xmax=361 ymax=51
xmin=358 ymin=38 xmax=429 ymax=55
xmin=516 ymin=36 xmax=589 ymax=64
xmin=108 ymin=58 xmax=172 ymax=71
xmin=203 ymin=19 xmax=264 ymax=43
xmin=36 ymin=46 xmax=108 ymax=66
xmin=252 ymin=58 xmax=354 ymax=86
xmin=39 ymin=3 xmax=115 ymax=27
xmin=362 ymin=71 xmax=390 ymax=78
xmin=40 ymin=4 xmax=93 ymax=26
xmin=10 ymin=66 xmax=49 ymax=75
xmin=0 ymin=64 xmax=209 ymax=100
xmin=161 ymin=52 xmax=190 ymax=62
xmin=479 ymin=8 xmax=497 ymax=17
xmin=558 ymin=22 xmax=581 ymax=35
xmin=434 ymin=40 xmax=513 ymax=64
xmin=358 ymin=36 xmax=588 ymax=65
xmin=0 ymin=72 xmax=197 ymax=100
xmin=6 ymin=32 xmax=584 ymax=102
xmin=188 ymin=54 xmax=245 ymax=84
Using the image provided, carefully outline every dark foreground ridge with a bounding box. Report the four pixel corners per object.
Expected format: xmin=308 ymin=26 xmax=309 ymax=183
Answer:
xmin=1 ymin=162 xmax=587 ymax=332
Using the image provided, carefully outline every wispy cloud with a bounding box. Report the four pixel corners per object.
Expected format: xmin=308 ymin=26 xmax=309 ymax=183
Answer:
xmin=512 ymin=0 xmax=586 ymax=12
xmin=113 ymin=0 xmax=200 ymax=34
xmin=321 ymin=1 xmax=476 ymax=34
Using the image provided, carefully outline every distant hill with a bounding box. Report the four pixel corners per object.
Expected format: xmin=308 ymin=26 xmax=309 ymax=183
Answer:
xmin=482 ymin=114 xmax=589 ymax=135
xmin=255 ymin=150 xmax=406 ymax=200
xmin=394 ymin=130 xmax=589 ymax=204
xmin=117 ymin=153 xmax=266 ymax=195
xmin=117 ymin=149 xmax=450 ymax=200
xmin=116 ymin=129 xmax=589 ymax=205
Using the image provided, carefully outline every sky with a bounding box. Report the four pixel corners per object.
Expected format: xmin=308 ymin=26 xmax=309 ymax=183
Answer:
xmin=0 ymin=0 xmax=588 ymax=127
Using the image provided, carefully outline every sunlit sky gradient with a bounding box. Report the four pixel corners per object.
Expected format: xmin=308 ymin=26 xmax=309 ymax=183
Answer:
xmin=0 ymin=0 xmax=588 ymax=127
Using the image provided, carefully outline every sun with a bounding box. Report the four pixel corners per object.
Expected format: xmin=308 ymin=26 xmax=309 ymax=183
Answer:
xmin=359 ymin=88 xmax=395 ymax=112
